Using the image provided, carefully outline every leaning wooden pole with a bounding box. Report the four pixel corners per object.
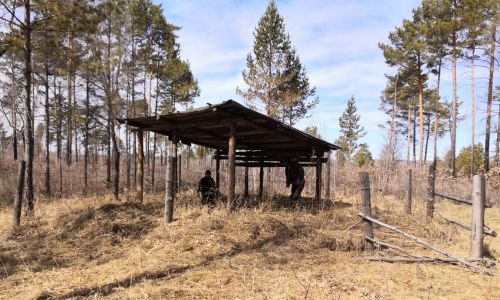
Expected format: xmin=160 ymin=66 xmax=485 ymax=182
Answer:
xmin=360 ymin=172 xmax=374 ymax=251
xmin=470 ymin=174 xmax=485 ymax=259
xmin=12 ymin=160 xmax=26 ymax=233
xmin=227 ymin=123 xmax=236 ymax=211
xmin=136 ymin=129 xmax=144 ymax=202
xmin=427 ymin=165 xmax=435 ymax=220
xmin=358 ymin=213 xmax=493 ymax=275
xmin=164 ymin=155 xmax=175 ymax=223
xmin=405 ymin=169 xmax=412 ymax=215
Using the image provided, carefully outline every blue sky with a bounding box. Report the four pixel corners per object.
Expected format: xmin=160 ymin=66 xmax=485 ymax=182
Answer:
xmin=159 ymin=0 xmax=497 ymax=159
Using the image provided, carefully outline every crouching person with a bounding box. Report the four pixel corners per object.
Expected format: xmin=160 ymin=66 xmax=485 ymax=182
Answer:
xmin=197 ymin=170 xmax=217 ymax=208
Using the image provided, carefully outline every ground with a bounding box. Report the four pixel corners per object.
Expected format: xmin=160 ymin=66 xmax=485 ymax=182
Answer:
xmin=0 ymin=191 xmax=498 ymax=299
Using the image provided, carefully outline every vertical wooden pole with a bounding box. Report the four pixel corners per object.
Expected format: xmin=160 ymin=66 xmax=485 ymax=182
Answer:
xmin=215 ymin=149 xmax=220 ymax=189
xmin=171 ymin=132 xmax=178 ymax=194
xmin=136 ymin=129 xmax=144 ymax=202
xmin=227 ymin=123 xmax=236 ymax=211
xmin=470 ymin=174 xmax=485 ymax=259
xmin=360 ymin=172 xmax=374 ymax=251
xmin=244 ymin=166 xmax=249 ymax=197
xmin=164 ymin=155 xmax=175 ymax=223
xmin=427 ymin=165 xmax=435 ymax=220
xmin=315 ymin=152 xmax=323 ymax=202
xmin=405 ymin=169 xmax=412 ymax=215
xmin=325 ymin=151 xmax=331 ymax=199
xmin=12 ymin=160 xmax=26 ymax=233
xmin=178 ymin=154 xmax=182 ymax=191
xmin=259 ymin=161 xmax=264 ymax=200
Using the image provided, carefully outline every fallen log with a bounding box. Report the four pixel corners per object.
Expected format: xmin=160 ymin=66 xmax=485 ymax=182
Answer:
xmin=435 ymin=209 xmax=497 ymax=237
xmin=366 ymin=257 xmax=496 ymax=267
xmin=358 ymin=213 xmax=494 ymax=275
xmin=434 ymin=191 xmax=492 ymax=208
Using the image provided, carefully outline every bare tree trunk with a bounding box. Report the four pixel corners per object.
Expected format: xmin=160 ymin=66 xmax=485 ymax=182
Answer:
xmin=73 ymin=74 xmax=78 ymax=163
xmin=450 ymin=33 xmax=458 ymax=177
xmin=418 ymin=58 xmax=424 ymax=166
xmin=66 ymin=34 xmax=73 ymax=166
xmin=424 ymin=113 xmax=431 ymax=165
xmin=84 ymin=76 xmax=90 ymax=195
xmin=433 ymin=58 xmax=442 ymax=165
xmin=56 ymin=81 xmax=62 ymax=161
xmin=407 ymin=104 xmax=411 ymax=167
xmin=484 ymin=20 xmax=496 ymax=172
xmin=11 ymin=62 xmax=17 ymax=160
xmin=413 ymin=105 xmax=417 ymax=167
xmin=23 ymin=0 xmax=34 ymax=215
xmin=44 ymin=59 xmax=50 ymax=196
xmin=496 ymin=103 xmax=500 ymax=166
xmin=471 ymin=48 xmax=475 ymax=176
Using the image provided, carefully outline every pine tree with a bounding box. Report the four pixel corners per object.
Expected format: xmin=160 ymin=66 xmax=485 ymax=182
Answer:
xmin=338 ymin=96 xmax=366 ymax=160
xmin=354 ymin=144 xmax=374 ymax=167
xmin=236 ymin=0 xmax=317 ymax=124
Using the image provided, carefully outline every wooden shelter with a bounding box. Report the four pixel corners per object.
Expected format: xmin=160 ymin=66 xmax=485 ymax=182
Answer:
xmin=118 ymin=100 xmax=339 ymax=221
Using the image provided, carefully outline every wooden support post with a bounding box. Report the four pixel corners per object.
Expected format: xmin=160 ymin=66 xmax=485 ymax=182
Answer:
xmin=244 ymin=166 xmax=249 ymax=197
xmin=12 ymin=160 xmax=26 ymax=233
xmin=227 ymin=123 xmax=236 ymax=211
xmin=325 ymin=151 xmax=331 ymax=199
xmin=405 ymin=169 xmax=412 ymax=215
xmin=427 ymin=165 xmax=435 ymax=220
xmin=215 ymin=150 xmax=220 ymax=189
xmin=178 ymin=154 xmax=182 ymax=190
xmin=360 ymin=172 xmax=374 ymax=251
xmin=470 ymin=174 xmax=485 ymax=259
xmin=315 ymin=152 xmax=323 ymax=202
xmin=164 ymin=155 xmax=175 ymax=223
xmin=171 ymin=132 xmax=178 ymax=194
xmin=259 ymin=161 xmax=264 ymax=200
xmin=136 ymin=129 xmax=144 ymax=202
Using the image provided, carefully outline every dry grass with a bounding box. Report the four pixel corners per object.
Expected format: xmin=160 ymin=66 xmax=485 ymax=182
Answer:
xmin=0 ymin=185 xmax=499 ymax=299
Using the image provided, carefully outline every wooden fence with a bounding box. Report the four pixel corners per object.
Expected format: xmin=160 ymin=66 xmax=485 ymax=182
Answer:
xmin=358 ymin=169 xmax=496 ymax=275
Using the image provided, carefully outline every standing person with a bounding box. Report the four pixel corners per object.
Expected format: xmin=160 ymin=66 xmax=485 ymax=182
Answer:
xmin=285 ymin=158 xmax=305 ymax=201
xmin=197 ymin=170 xmax=216 ymax=208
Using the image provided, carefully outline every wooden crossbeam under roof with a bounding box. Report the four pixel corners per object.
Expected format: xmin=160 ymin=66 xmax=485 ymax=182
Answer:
xmin=118 ymin=99 xmax=339 ymax=164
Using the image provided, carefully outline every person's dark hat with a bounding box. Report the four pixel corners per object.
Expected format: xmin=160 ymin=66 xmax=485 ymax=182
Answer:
xmin=205 ymin=170 xmax=211 ymax=175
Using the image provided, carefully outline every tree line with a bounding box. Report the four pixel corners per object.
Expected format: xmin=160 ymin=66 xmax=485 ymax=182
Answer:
xmin=0 ymin=0 xmax=200 ymax=215
xmin=379 ymin=0 xmax=498 ymax=176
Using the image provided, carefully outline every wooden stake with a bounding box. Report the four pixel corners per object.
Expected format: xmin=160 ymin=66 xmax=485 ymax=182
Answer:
xmin=244 ymin=166 xmax=249 ymax=197
xmin=215 ymin=149 xmax=220 ymax=190
xmin=315 ymin=152 xmax=323 ymax=202
xmin=171 ymin=132 xmax=178 ymax=194
xmin=427 ymin=165 xmax=435 ymax=220
xmin=470 ymin=174 xmax=485 ymax=259
xmin=164 ymin=155 xmax=175 ymax=223
xmin=12 ymin=160 xmax=26 ymax=233
xmin=136 ymin=129 xmax=144 ymax=203
xmin=259 ymin=161 xmax=264 ymax=200
xmin=227 ymin=123 xmax=236 ymax=211
xmin=360 ymin=172 xmax=374 ymax=251
xmin=405 ymin=169 xmax=412 ymax=215
xmin=178 ymin=154 xmax=182 ymax=191
xmin=325 ymin=151 xmax=331 ymax=199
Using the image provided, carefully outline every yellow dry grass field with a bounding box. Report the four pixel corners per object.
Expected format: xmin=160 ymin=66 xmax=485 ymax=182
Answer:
xmin=0 ymin=190 xmax=499 ymax=299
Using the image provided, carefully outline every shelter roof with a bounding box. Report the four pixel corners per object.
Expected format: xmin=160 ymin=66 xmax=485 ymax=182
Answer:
xmin=118 ymin=100 xmax=339 ymax=163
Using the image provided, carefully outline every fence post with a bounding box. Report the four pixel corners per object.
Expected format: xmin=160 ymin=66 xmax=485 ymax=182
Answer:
xmin=470 ymin=174 xmax=485 ymax=259
xmin=405 ymin=169 xmax=412 ymax=215
xmin=427 ymin=165 xmax=435 ymax=220
xmin=12 ymin=160 xmax=26 ymax=233
xmin=164 ymin=155 xmax=176 ymax=223
xmin=360 ymin=172 xmax=374 ymax=251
